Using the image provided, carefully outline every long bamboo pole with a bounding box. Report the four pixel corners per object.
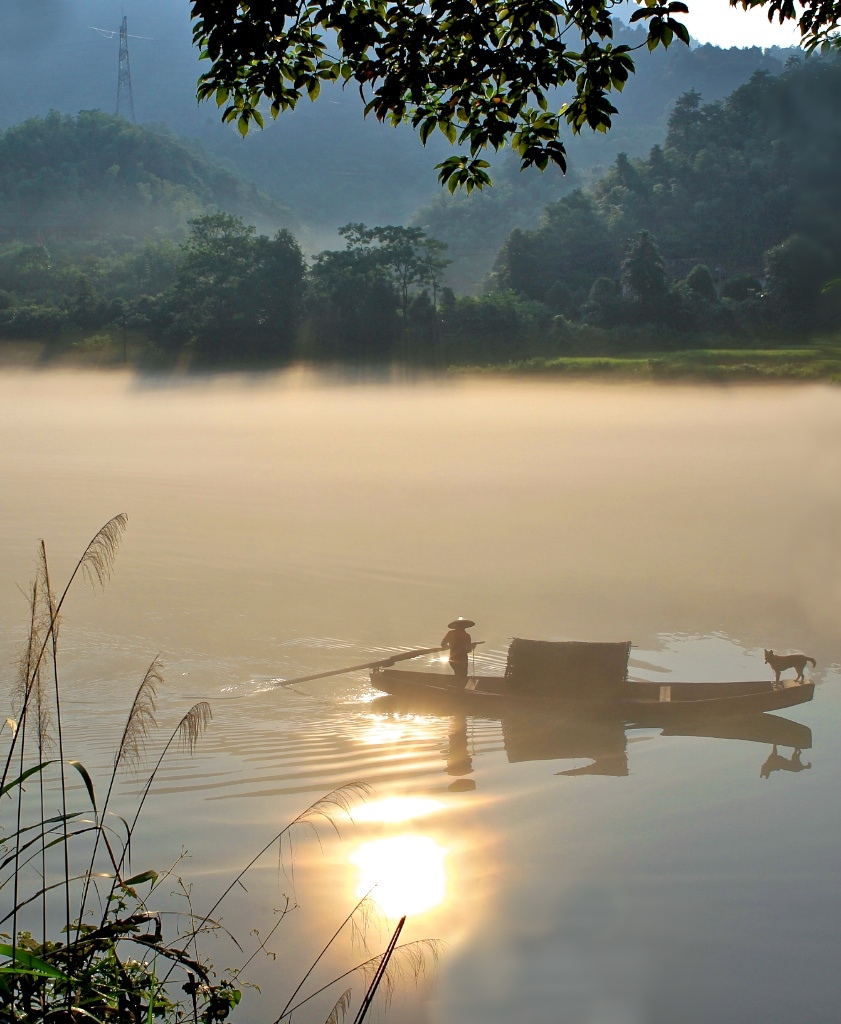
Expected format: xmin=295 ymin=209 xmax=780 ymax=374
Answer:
xmin=272 ymin=646 xmax=446 ymax=688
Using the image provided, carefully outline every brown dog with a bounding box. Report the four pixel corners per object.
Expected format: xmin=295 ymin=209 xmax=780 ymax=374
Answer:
xmin=764 ymin=649 xmax=816 ymax=683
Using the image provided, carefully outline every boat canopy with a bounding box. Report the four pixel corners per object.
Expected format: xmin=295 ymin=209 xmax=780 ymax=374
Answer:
xmin=504 ymin=639 xmax=631 ymax=699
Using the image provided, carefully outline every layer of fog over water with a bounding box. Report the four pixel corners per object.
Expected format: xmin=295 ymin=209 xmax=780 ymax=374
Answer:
xmin=1 ymin=371 xmax=839 ymax=1024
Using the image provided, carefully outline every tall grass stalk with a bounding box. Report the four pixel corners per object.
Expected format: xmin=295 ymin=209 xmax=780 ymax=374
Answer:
xmin=114 ymin=701 xmax=212 ymax=881
xmin=76 ymin=656 xmax=163 ymax=927
xmin=40 ymin=540 xmax=72 ymax=951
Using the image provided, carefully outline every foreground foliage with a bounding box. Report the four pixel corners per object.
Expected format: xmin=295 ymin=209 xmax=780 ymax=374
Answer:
xmin=1 ymin=517 xmax=437 ymax=1023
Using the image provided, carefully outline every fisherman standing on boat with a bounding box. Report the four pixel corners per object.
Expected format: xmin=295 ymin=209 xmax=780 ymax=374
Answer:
xmin=441 ymin=618 xmax=476 ymax=681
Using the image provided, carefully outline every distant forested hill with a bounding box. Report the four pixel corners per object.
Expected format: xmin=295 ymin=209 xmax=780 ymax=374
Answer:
xmin=412 ymin=32 xmax=796 ymax=292
xmin=0 ymin=111 xmax=293 ymax=241
xmin=490 ymin=55 xmax=841 ymax=313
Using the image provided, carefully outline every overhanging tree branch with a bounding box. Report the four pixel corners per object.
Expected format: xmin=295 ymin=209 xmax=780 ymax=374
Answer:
xmin=189 ymin=1 xmax=840 ymax=189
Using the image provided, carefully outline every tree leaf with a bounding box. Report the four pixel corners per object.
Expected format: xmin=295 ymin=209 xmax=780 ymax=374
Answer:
xmin=68 ymin=760 xmax=97 ymax=812
xmin=1 ymin=761 xmax=55 ymax=797
xmin=123 ymin=870 xmax=159 ymax=887
xmin=0 ymin=944 xmax=69 ymax=981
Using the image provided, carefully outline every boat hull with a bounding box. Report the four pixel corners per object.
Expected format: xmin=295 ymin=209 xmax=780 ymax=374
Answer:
xmin=370 ymin=668 xmax=815 ymax=718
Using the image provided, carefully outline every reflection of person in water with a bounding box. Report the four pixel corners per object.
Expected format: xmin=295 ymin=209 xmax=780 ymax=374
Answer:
xmin=446 ymin=715 xmax=476 ymax=792
xmin=760 ymin=745 xmax=812 ymax=779
xmin=441 ymin=618 xmax=475 ymax=681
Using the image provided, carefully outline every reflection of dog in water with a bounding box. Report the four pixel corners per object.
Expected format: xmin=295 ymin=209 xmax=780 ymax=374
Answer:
xmin=764 ymin=649 xmax=816 ymax=683
xmin=760 ymin=745 xmax=812 ymax=779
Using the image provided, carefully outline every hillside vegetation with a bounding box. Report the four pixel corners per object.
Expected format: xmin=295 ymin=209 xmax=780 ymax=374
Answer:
xmin=1 ymin=59 xmax=840 ymax=374
xmin=480 ymin=56 xmax=841 ymax=352
xmin=0 ymin=111 xmax=293 ymax=241
xmin=412 ymin=34 xmax=795 ymax=292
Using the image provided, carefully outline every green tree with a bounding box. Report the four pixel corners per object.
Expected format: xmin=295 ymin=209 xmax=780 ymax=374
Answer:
xmin=680 ymin=265 xmax=718 ymax=304
xmin=492 ymin=190 xmax=617 ymax=301
xmin=68 ymin=275 xmax=104 ymax=331
xmin=0 ymin=112 xmax=292 ymax=242
xmin=332 ymin=224 xmax=450 ymax=358
xmin=621 ymin=230 xmax=670 ymax=316
xmin=190 ymin=2 xmax=839 ymax=190
xmin=673 ymin=264 xmax=721 ymax=330
xmin=439 ymin=289 xmax=551 ymax=362
xmin=721 ymin=274 xmax=762 ymax=301
xmin=171 ymin=212 xmax=305 ymax=363
xmin=763 ymin=233 xmax=832 ymax=324
xmin=307 ymin=246 xmax=400 ymax=361
xmin=582 ymin=276 xmax=625 ymax=328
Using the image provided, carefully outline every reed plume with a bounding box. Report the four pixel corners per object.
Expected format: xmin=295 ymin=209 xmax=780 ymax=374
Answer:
xmin=177 ymin=700 xmax=213 ymax=755
xmin=325 ymin=989 xmax=352 ymax=1024
xmin=275 ymin=891 xmax=378 ymax=1021
xmin=35 ymin=540 xmax=60 ymax=753
xmin=111 ymin=701 xmax=212 ymax=889
xmin=8 ymin=574 xmax=51 ymax=972
xmin=290 ymin=781 xmax=373 ymax=838
xmin=28 ymin=567 xmax=54 ymax=948
xmin=114 ymin=658 xmax=162 ymax=774
xmin=78 ymin=657 xmax=162 ymax=926
xmin=1 ymin=515 xmax=128 ymax=792
xmin=77 ymin=513 xmax=129 ymax=590
xmin=274 ymin=936 xmax=443 ymax=1023
xmin=351 ymin=915 xmax=405 ymax=1024
xmin=11 ymin=576 xmax=51 ymax=744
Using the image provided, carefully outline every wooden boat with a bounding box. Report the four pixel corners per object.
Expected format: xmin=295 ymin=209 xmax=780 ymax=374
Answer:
xmin=369 ymin=638 xmax=815 ymax=719
xmin=370 ymin=666 xmax=814 ymax=717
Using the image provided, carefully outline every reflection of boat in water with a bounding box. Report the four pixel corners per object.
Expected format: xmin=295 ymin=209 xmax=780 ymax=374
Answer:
xmin=501 ymin=710 xmax=629 ymax=777
xmin=371 ymin=639 xmax=815 ymax=719
xmin=503 ymin=709 xmax=813 ymax=777
xmin=370 ymin=696 xmax=813 ymax=782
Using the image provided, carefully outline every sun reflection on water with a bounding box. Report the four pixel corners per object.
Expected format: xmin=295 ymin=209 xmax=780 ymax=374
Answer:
xmin=349 ymin=796 xmax=448 ymax=917
xmin=353 ymin=796 xmax=443 ymax=823
xmin=351 ymin=835 xmax=447 ymax=917
xmin=359 ymin=714 xmax=441 ymax=747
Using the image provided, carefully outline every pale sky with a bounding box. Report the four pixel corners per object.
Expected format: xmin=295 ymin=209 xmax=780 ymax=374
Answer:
xmin=657 ymin=0 xmax=801 ymax=48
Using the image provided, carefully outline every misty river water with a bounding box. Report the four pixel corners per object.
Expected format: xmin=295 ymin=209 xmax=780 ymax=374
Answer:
xmin=1 ymin=370 xmax=839 ymax=1024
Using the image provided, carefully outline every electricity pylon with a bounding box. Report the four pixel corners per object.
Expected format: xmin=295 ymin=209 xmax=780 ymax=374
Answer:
xmin=116 ymin=16 xmax=136 ymax=123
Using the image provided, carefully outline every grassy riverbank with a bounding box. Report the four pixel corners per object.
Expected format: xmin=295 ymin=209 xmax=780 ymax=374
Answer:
xmin=450 ymin=340 xmax=841 ymax=383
